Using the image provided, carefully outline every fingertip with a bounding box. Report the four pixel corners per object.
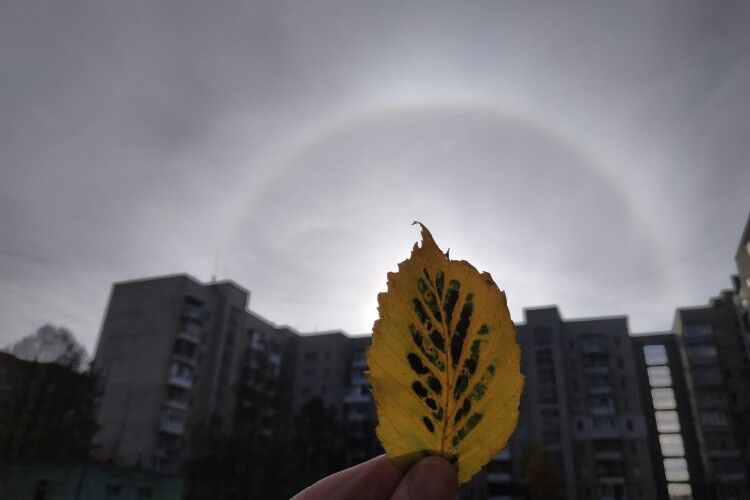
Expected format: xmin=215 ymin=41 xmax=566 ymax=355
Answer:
xmin=395 ymin=456 xmax=459 ymax=500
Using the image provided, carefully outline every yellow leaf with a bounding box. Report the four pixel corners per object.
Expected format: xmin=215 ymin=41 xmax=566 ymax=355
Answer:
xmin=367 ymin=223 xmax=524 ymax=484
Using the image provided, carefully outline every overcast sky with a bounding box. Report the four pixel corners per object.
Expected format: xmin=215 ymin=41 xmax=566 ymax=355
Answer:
xmin=2 ymin=1 xmax=749 ymax=353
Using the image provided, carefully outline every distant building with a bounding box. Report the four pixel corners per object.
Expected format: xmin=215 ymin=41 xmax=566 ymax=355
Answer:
xmin=92 ymin=274 xmax=293 ymax=472
xmin=671 ymin=290 xmax=750 ymax=499
xmin=492 ymin=307 xmax=660 ymax=500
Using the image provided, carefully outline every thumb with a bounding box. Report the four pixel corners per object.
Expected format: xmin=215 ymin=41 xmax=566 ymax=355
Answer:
xmin=390 ymin=456 xmax=459 ymax=500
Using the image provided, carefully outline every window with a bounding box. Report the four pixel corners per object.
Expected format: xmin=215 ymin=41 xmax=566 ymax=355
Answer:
xmin=651 ymin=388 xmax=676 ymax=410
xmin=667 ymin=483 xmax=692 ymax=498
xmin=534 ymin=327 xmax=552 ymax=346
xmin=655 ymin=411 xmax=680 ymax=433
xmin=691 ymin=367 xmax=722 ymax=386
xmin=700 ymin=410 xmax=730 ymax=427
xmin=537 ymin=367 xmax=555 ymax=384
xmin=587 ymin=394 xmax=613 ymax=409
xmin=659 ymin=434 xmax=685 ymax=457
xmin=647 ymin=366 xmax=672 ymax=387
xmin=687 ymin=345 xmax=717 ymax=359
xmin=538 ymin=384 xmax=558 ymax=404
xmin=304 ymin=351 xmax=318 ymax=362
xmin=586 ymin=374 xmax=611 ymax=387
xmin=644 ymin=345 xmax=667 ymax=366
xmin=683 ymin=323 xmax=712 ymax=339
xmin=592 ymin=417 xmax=615 ymax=429
xmin=582 ymin=354 xmax=608 ymax=368
xmin=582 ymin=336 xmax=607 ymax=352
xmin=541 ymin=409 xmax=561 ymax=443
xmin=663 ymin=458 xmax=689 ymax=482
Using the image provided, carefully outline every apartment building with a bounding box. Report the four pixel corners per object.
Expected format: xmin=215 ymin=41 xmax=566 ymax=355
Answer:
xmin=672 ymin=291 xmax=750 ymax=499
xmin=92 ymin=275 xmax=292 ymax=472
xmin=491 ymin=307 xmax=659 ymax=500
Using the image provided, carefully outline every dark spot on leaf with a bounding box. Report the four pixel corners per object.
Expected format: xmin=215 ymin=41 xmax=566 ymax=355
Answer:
xmin=429 ymin=330 xmax=445 ymax=352
xmin=413 ymin=298 xmax=428 ymax=324
xmin=435 ymin=271 xmax=445 ymax=301
xmin=454 ymin=399 xmax=471 ymax=424
xmin=453 ymin=374 xmax=468 ymax=400
xmin=412 ymin=381 xmax=428 ymax=398
xmin=427 ymin=376 xmax=442 ymax=394
xmin=444 ymin=280 xmax=460 ymax=326
xmin=432 ymin=407 xmax=444 ymax=421
xmin=423 ymin=416 xmax=434 ymax=433
xmin=451 ymin=294 xmax=474 ymax=366
xmin=425 ymin=397 xmax=437 ymax=410
xmin=478 ymin=324 xmax=489 ymax=336
xmin=407 ymin=353 xmax=429 ymax=375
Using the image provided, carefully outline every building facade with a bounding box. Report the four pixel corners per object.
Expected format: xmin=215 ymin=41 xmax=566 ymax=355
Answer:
xmin=671 ymin=291 xmax=750 ymax=499
xmin=492 ymin=307 xmax=660 ymax=500
xmin=92 ymin=275 xmax=293 ymax=472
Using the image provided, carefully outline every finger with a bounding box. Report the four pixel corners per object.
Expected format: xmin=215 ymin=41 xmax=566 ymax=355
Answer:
xmin=292 ymin=454 xmax=403 ymax=500
xmin=389 ymin=456 xmax=458 ymax=500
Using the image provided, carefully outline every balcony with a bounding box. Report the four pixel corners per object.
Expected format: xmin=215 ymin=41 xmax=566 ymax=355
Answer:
xmin=181 ymin=305 xmax=204 ymax=322
xmin=487 ymin=473 xmax=512 ymax=483
xmin=351 ymin=355 xmax=367 ymax=369
xmin=347 ymin=411 xmax=369 ymax=422
xmin=590 ymin=404 xmax=615 ymax=416
xmin=344 ymin=389 xmax=371 ymax=404
xmin=159 ymin=419 xmax=186 ymax=436
xmin=165 ymin=399 xmax=189 ymax=412
xmin=598 ymin=475 xmax=625 ymax=485
xmin=582 ymin=338 xmax=607 ymax=354
xmin=583 ymin=365 xmax=610 ymax=375
xmin=707 ymin=448 xmax=742 ymax=459
xmin=168 ymin=373 xmax=193 ymax=389
xmin=172 ymin=352 xmax=197 ymax=367
xmin=177 ymin=329 xmax=201 ymax=344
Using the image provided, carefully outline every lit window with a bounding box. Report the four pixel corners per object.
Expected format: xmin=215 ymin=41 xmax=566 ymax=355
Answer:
xmin=644 ymin=345 xmax=667 ymax=366
xmin=659 ymin=434 xmax=685 ymax=457
xmin=663 ymin=458 xmax=689 ymax=482
xmin=655 ymin=411 xmax=680 ymax=433
xmin=651 ymin=388 xmax=676 ymax=410
xmin=648 ymin=366 xmax=672 ymax=387
xmin=667 ymin=483 xmax=692 ymax=497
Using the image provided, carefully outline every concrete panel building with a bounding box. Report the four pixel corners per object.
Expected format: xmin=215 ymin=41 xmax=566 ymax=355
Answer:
xmin=92 ymin=275 xmax=292 ymax=472
xmin=672 ymin=290 xmax=750 ymax=499
xmin=491 ymin=307 xmax=659 ymax=500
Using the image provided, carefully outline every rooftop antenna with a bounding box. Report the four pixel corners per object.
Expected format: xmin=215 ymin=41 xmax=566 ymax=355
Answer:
xmin=211 ymin=251 xmax=221 ymax=283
